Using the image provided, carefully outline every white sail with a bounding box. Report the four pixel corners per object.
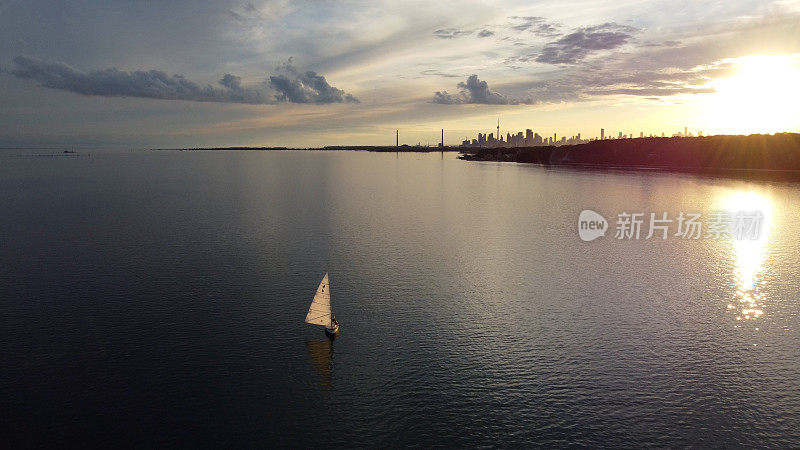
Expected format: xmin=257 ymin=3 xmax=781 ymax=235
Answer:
xmin=305 ymin=273 xmax=332 ymax=328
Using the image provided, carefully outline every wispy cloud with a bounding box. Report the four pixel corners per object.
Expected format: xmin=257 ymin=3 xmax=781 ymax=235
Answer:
xmin=227 ymin=1 xmax=290 ymax=24
xmin=433 ymin=28 xmax=474 ymax=39
xmin=432 ymin=16 xmax=560 ymax=42
xmin=434 ymin=49 xmax=732 ymax=105
xmin=507 ymin=16 xmax=561 ymax=37
xmin=420 ymin=69 xmax=461 ymax=78
xmin=516 ymin=58 xmax=731 ymax=103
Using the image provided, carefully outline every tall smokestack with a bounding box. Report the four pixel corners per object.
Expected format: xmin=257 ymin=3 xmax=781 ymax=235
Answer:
xmin=441 ymin=129 xmax=444 ymax=147
xmin=396 ymin=130 xmax=399 ymax=147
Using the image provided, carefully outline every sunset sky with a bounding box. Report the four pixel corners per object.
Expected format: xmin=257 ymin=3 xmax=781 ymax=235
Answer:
xmin=1 ymin=0 xmax=799 ymax=148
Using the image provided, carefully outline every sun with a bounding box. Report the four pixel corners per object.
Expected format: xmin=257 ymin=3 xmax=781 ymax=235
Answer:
xmin=702 ymin=54 xmax=800 ymax=135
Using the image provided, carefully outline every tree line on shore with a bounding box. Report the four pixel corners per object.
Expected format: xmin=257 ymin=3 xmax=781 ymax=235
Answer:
xmin=460 ymin=133 xmax=800 ymax=180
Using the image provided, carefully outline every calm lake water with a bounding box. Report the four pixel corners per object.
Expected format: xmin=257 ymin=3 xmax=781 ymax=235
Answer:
xmin=1 ymin=149 xmax=798 ymax=447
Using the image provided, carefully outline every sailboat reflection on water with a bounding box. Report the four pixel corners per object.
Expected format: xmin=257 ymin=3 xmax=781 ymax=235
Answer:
xmin=305 ymin=339 xmax=333 ymax=388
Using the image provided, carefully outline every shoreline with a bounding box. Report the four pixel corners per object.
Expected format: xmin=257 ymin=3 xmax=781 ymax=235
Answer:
xmin=458 ymin=133 xmax=800 ymax=182
xmin=166 ymin=146 xmax=462 ymax=153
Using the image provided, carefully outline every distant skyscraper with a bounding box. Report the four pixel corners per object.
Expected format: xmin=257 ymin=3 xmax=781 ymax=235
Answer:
xmin=461 ymin=125 xmax=617 ymax=148
xmin=684 ymin=126 xmax=688 ymax=136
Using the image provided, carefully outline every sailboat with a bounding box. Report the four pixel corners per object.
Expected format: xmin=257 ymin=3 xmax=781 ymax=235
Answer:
xmin=305 ymin=273 xmax=339 ymax=338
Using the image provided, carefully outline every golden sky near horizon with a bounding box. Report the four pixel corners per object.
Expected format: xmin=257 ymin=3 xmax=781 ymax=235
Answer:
xmin=1 ymin=0 xmax=799 ymax=147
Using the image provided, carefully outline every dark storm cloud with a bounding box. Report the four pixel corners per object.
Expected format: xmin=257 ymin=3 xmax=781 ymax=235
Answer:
xmin=536 ymin=23 xmax=639 ymax=64
xmin=268 ymin=59 xmax=359 ymax=104
xmin=7 ymin=55 xmax=358 ymax=105
xmin=432 ymin=75 xmax=534 ymax=105
xmin=477 ymin=29 xmax=494 ymax=38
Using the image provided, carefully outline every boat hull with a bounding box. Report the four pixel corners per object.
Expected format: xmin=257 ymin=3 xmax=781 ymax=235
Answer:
xmin=325 ymin=325 xmax=339 ymax=338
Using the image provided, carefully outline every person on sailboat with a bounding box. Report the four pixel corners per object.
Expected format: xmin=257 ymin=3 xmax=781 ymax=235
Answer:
xmin=331 ymin=315 xmax=338 ymax=328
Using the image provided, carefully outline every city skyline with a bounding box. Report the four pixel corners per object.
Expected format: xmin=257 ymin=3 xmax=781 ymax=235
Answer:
xmin=395 ymin=123 xmax=705 ymax=148
xmin=1 ymin=1 xmax=799 ymax=148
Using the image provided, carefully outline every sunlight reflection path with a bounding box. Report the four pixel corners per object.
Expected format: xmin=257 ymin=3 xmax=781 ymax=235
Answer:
xmin=718 ymin=191 xmax=773 ymax=324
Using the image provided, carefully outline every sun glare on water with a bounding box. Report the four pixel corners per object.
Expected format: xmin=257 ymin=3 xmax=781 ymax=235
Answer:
xmin=717 ymin=191 xmax=774 ymax=324
xmin=703 ymin=54 xmax=800 ymax=135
